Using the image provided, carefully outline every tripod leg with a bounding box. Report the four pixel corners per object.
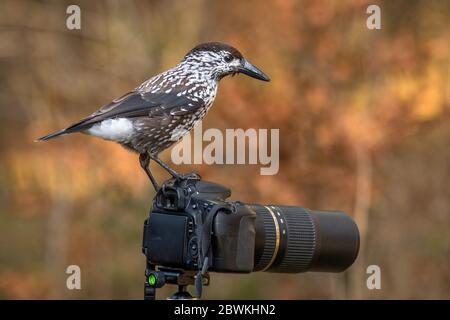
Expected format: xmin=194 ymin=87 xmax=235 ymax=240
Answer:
xmin=150 ymin=155 xmax=182 ymax=179
xmin=139 ymin=153 xmax=159 ymax=191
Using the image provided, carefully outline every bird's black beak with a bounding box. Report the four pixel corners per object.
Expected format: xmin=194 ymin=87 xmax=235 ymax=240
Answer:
xmin=238 ymin=59 xmax=270 ymax=82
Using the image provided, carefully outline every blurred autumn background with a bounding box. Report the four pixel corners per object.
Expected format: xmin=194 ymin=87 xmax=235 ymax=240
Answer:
xmin=0 ymin=0 xmax=449 ymax=299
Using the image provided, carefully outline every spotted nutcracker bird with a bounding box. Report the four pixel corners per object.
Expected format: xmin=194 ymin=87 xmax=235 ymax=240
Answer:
xmin=37 ymin=42 xmax=270 ymax=190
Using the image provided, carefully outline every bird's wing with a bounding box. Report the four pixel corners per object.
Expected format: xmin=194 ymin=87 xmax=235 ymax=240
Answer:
xmin=64 ymin=88 xmax=204 ymax=132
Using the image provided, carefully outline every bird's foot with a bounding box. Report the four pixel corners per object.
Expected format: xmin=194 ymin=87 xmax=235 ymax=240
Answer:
xmin=173 ymin=171 xmax=201 ymax=181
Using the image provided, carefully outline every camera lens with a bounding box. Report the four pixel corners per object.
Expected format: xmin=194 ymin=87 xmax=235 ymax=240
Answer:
xmin=251 ymin=205 xmax=359 ymax=273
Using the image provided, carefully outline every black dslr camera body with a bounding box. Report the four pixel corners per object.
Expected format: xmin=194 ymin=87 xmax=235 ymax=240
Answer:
xmin=143 ymin=178 xmax=256 ymax=273
xmin=142 ymin=177 xmax=359 ymax=299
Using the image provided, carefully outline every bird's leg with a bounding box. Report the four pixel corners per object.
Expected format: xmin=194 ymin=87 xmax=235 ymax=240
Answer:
xmin=150 ymin=155 xmax=202 ymax=181
xmin=139 ymin=153 xmax=159 ymax=191
xmin=149 ymin=155 xmax=182 ymax=179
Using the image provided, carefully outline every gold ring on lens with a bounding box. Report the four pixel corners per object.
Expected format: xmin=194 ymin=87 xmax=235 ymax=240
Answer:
xmin=262 ymin=206 xmax=280 ymax=271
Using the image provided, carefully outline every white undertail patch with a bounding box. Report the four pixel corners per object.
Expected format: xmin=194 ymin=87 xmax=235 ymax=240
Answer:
xmin=88 ymin=118 xmax=134 ymax=142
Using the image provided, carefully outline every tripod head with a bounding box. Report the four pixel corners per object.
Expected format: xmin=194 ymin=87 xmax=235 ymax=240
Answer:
xmin=144 ymin=265 xmax=210 ymax=300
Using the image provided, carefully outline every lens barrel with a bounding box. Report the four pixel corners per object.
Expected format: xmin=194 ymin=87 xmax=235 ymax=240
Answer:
xmin=252 ymin=205 xmax=359 ymax=273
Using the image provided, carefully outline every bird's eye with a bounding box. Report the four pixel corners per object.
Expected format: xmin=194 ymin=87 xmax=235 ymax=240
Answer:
xmin=224 ymin=54 xmax=233 ymax=63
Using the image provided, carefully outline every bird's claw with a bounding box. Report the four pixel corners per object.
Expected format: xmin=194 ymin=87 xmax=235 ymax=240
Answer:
xmin=174 ymin=172 xmax=201 ymax=181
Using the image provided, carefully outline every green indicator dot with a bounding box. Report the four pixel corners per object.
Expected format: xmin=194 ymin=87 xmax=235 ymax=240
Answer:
xmin=148 ymin=274 xmax=157 ymax=286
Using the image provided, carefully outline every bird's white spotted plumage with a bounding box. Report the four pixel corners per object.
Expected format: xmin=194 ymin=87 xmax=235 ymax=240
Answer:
xmin=38 ymin=42 xmax=268 ymax=157
xmin=37 ymin=42 xmax=269 ymax=191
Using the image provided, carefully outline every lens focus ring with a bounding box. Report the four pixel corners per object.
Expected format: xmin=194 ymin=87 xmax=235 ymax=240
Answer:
xmin=253 ymin=205 xmax=316 ymax=273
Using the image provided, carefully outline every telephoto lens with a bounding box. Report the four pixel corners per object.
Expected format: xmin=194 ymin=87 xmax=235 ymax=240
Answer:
xmin=252 ymin=205 xmax=360 ymax=273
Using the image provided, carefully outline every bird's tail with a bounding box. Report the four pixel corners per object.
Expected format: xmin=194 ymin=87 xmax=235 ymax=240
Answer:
xmin=36 ymin=129 xmax=68 ymax=141
xmin=36 ymin=117 xmax=92 ymax=142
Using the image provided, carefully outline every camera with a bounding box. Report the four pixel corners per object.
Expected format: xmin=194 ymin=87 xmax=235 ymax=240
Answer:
xmin=142 ymin=177 xmax=359 ymax=299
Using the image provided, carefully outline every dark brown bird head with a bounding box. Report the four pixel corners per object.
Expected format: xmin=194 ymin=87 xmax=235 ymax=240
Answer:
xmin=183 ymin=42 xmax=270 ymax=82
